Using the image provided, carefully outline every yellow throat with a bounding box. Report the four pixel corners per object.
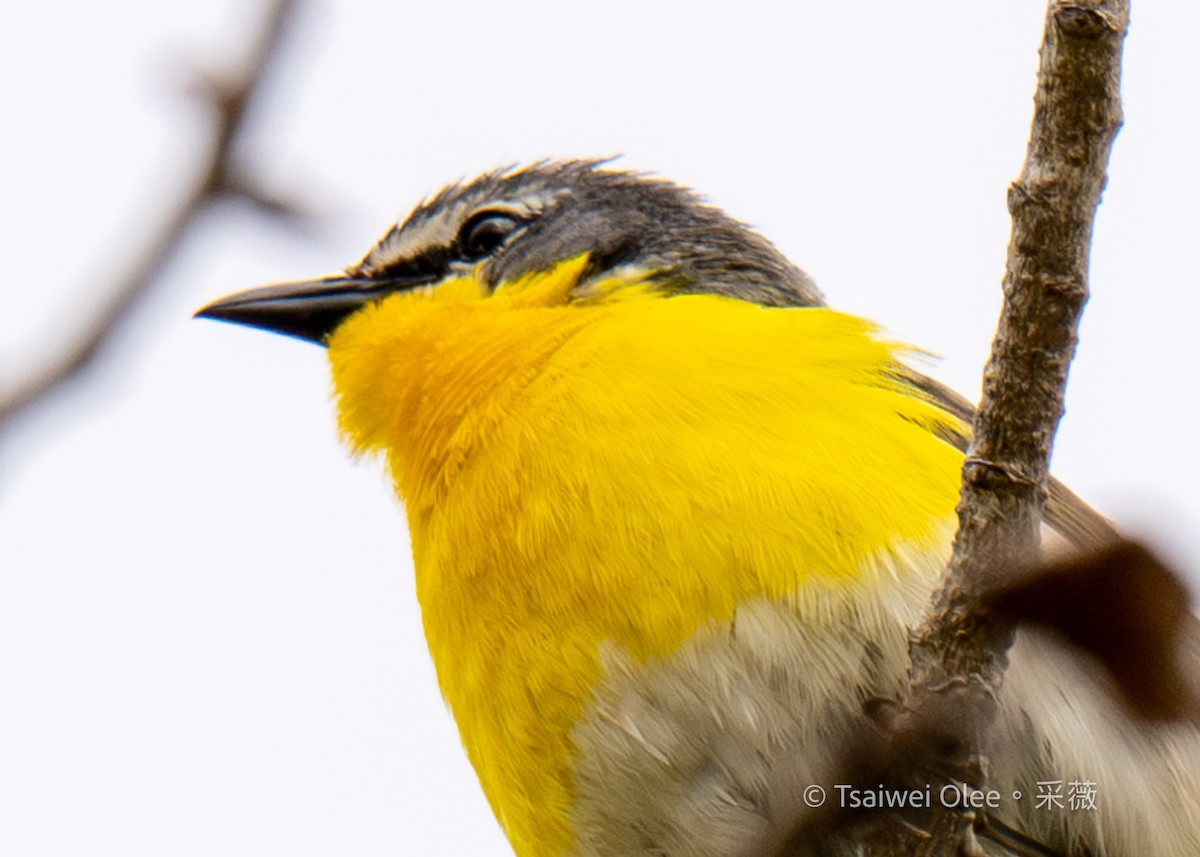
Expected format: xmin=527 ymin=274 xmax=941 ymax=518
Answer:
xmin=326 ymin=254 xmax=964 ymax=857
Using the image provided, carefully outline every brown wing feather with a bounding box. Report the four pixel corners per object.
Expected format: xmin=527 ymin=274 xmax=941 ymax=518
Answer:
xmin=903 ymin=370 xmax=1118 ymax=550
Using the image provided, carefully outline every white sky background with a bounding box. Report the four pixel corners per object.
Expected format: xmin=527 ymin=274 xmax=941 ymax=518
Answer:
xmin=2 ymin=1 xmax=1198 ymax=855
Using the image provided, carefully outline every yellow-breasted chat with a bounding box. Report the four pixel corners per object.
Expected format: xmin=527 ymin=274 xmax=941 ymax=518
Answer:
xmin=198 ymin=161 xmax=1200 ymax=857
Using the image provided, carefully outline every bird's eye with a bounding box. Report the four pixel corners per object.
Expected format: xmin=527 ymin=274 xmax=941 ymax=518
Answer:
xmin=457 ymin=211 xmax=524 ymax=261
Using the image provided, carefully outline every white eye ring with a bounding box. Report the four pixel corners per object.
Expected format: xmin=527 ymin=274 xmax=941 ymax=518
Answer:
xmin=457 ymin=210 xmax=525 ymax=261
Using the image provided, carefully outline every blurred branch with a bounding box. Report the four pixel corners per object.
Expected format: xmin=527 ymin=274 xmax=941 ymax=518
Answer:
xmin=0 ymin=0 xmax=304 ymax=434
xmin=866 ymin=1 xmax=1130 ymax=854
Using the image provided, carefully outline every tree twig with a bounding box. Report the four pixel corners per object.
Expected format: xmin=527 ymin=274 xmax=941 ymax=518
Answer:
xmin=0 ymin=0 xmax=304 ymax=434
xmin=870 ymin=2 xmax=1130 ymax=853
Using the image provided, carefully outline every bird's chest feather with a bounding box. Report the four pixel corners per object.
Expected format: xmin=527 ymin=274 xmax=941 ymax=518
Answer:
xmin=329 ymin=290 xmax=963 ymax=857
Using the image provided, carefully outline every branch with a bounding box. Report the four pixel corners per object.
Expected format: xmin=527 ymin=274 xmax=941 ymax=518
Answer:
xmin=0 ymin=0 xmax=305 ymax=434
xmin=870 ymin=2 xmax=1129 ymax=853
xmin=915 ymin=0 xmax=1129 ymax=673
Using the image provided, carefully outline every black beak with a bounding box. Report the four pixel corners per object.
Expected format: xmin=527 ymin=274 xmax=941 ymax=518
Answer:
xmin=195 ymin=273 xmax=436 ymax=345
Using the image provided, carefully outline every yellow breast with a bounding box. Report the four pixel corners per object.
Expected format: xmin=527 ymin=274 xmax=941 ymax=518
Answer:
xmin=327 ymin=257 xmax=964 ymax=857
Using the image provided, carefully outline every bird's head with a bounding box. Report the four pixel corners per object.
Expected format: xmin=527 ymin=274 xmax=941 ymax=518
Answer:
xmin=196 ymin=160 xmax=823 ymax=344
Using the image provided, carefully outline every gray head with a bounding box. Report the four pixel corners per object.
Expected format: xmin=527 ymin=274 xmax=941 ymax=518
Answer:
xmin=197 ymin=159 xmax=823 ymax=343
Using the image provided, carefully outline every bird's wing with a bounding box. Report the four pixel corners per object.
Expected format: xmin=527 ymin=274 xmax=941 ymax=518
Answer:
xmin=902 ymin=369 xmax=1118 ymax=550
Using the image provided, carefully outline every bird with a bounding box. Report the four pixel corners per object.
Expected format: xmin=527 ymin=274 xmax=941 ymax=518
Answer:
xmin=198 ymin=160 xmax=1200 ymax=857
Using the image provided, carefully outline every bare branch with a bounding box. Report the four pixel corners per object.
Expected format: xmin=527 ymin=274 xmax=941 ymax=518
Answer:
xmin=859 ymin=2 xmax=1130 ymax=853
xmin=913 ymin=0 xmax=1129 ymax=705
xmin=915 ymin=0 xmax=1129 ymax=671
xmin=0 ymin=0 xmax=303 ymax=434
